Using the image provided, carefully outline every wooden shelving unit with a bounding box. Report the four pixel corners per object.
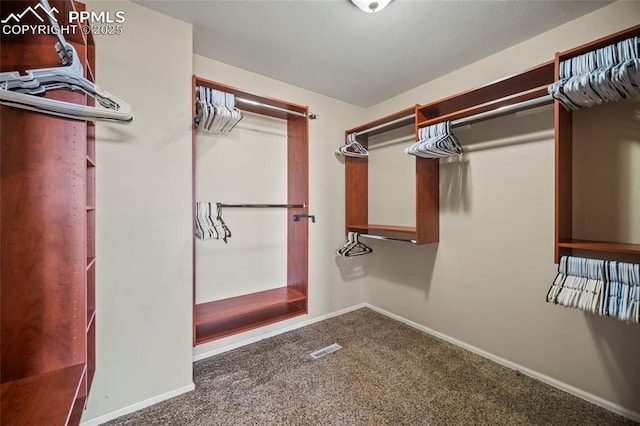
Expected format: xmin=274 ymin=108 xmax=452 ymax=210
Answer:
xmin=345 ymin=106 xmax=439 ymax=244
xmin=0 ymin=1 xmax=96 ymax=424
xmin=554 ymin=24 xmax=640 ymax=263
xmin=346 ymin=62 xmax=555 ymax=246
xmin=416 ymin=62 xmax=553 ymax=128
xmin=192 ymin=76 xmax=309 ymax=345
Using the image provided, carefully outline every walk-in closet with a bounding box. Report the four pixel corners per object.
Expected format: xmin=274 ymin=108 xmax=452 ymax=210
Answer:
xmin=1 ymin=1 xmax=638 ymax=425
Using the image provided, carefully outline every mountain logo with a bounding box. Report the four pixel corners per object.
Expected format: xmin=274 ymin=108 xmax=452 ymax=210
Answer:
xmin=1 ymin=3 xmax=59 ymax=24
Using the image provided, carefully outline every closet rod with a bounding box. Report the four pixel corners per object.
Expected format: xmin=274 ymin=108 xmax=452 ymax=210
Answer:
xmin=236 ymin=98 xmax=307 ymax=118
xmin=218 ymin=203 xmax=306 ymax=209
xmin=359 ymin=234 xmax=416 ymax=244
xmin=354 ymin=114 xmax=415 ymax=137
xmin=448 ymin=94 xmax=553 ymax=128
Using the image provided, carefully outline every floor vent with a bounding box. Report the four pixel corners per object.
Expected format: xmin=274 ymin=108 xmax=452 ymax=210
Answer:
xmin=310 ymin=343 xmax=342 ymax=359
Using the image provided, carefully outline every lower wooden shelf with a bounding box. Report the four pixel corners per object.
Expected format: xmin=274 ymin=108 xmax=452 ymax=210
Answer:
xmin=557 ymin=239 xmax=640 ymax=256
xmin=194 ymin=287 xmax=307 ymax=345
xmin=348 ymin=224 xmax=417 ymax=235
xmin=346 ymin=224 xmax=420 ymax=243
xmin=0 ymin=364 xmax=85 ymax=426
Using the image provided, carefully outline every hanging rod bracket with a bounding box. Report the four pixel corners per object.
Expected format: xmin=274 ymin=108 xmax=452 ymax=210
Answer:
xmin=293 ymin=214 xmax=315 ymax=223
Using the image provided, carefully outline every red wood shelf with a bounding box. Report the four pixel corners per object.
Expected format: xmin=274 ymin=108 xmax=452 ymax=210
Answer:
xmin=195 ymin=303 xmax=306 ymax=344
xmin=417 ymin=85 xmax=551 ymax=128
xmin=344 ymin=106 xmax=439 ymax=246
xmin=557 ymin=240 xmax=640 ymax=256
xmin=195 ymin=287 xmax=306 ymax=325
xmin=554 ymin=25 xmax=640 ymax=263
xmin=416 ymin=61 xmax=554 ymax=123
xmin=0 ymin=364 xmax=85 ymax=426
xmin=348 ymin=224 xmax=417 ymax=234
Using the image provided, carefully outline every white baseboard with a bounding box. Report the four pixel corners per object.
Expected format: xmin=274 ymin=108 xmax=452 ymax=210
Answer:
xmin=193 ymin=303 xmax=367 ymax=362
xmin=80 ymin=383 xmax=195 ymax=426
xmin=364 ymin=303 xmax=640 ymax=423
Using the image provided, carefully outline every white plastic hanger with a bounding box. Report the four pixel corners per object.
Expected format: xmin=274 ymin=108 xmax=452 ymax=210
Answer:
xmin=0 ymin=42 xmax=133 ymax=123
xmin=336 ymin=133 xmax=369 ymax=158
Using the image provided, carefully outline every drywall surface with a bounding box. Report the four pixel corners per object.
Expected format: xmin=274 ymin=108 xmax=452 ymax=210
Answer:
xmin=361 ymin=1 xmax=640 ymax=417
xmin=82 ymin=0 xmax=194 ymax=420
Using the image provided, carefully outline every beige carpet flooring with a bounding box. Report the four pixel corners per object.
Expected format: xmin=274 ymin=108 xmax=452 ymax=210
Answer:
xmin=105 ymin=308 xmax=636 ymax=425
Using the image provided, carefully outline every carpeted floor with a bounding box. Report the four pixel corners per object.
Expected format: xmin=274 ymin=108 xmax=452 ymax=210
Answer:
xmin=105 ymin=308 xmax=636 ymax=425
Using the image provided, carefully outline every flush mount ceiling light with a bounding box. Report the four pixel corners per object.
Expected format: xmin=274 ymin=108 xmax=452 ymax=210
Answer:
xmin=350 ymin=0 xmax=393 ymax=14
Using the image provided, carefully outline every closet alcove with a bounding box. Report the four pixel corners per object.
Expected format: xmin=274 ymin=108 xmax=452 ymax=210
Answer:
xmin=191 ymin=76 xmax=310 ymax=345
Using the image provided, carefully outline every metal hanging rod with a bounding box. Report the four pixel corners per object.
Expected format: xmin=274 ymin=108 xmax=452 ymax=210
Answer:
xmin=353 ymin=113 xmax=415 ymax=137
xmin=359 ymin=234 xmax=416 ymax=244
xmin=448 ymin=94 xmax=553 ymax=128
xmin=236 ymin=98 xmax=307 ymax=118
xmin=217 ymin=203 xmax=306 ymax=209
xmin=195 ymin=86 xmax=307 ymax=118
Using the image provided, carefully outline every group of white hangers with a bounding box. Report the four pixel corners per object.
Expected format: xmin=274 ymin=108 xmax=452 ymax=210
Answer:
xmin=546 ymin=256 xmax=640 ymax=324
xmin=0 ymin=0 xmax=132 ymax=123
xmin=336 ymin=232 xmax=373 ymax=257
xmin=405 ymin=121 xmax=463 ymax=159
xmin=195 ymin=87 xmax=243 ymax=134
xmin=195 ymin=202 xmax=232 ymax=243
xmin=336 ymin=122 xmax=462 ymax=160
xmin=549 ymin=36 xmax=639 ymax=110
xmin=336 ymin=133 xmax=368 ymax=158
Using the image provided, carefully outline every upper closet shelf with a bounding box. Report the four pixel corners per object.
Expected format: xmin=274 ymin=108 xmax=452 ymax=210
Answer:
xmin=194 ymin=76 xmax=308 ymax=120
xmin=348 ymin=106 xmax=417 ymax=137
xmin=416 ymin=61 xmax=554 ymax=128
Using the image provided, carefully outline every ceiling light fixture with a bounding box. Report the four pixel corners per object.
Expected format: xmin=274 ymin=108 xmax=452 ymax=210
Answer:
xmin=350 ymin=0 xmax=393 ymax=14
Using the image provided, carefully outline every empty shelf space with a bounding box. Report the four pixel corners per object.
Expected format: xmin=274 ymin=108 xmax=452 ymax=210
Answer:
xmin=195 ymin=303 xmax=306 ymax=344
xmin=0 ymin=364 xmax=85 ymax=426
xmin=195 ymin=287 xmax=307 ymax=326
xmin=557 ymin=240 xmax=640 ymax=255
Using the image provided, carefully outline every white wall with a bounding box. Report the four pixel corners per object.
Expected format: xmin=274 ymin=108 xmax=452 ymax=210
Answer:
xmin=361 ymin=1 xmax=640 ymax=418
xmin=192 ymin=54 xmax=368 ymax=357
xmin=195 ymin=113 xmax=289 ymax=302
xmin=82 ymin=0 xmax=194 ymax=421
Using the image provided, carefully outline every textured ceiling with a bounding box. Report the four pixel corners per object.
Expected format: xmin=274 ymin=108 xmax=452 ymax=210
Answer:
xmin=134 ymin=0 xmax=611 ymax=107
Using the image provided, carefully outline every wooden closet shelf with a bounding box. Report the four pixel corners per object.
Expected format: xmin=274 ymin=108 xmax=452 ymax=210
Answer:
xmin=557 ymin=240 xmax=640 ymax=255
xmin=347 ymin=105 xmax=418 ymax=136
xmin=195 ymin=287 xmax=307 ymax=326
xmin=0 ymin=364 xmax=85 ymax=426
xmin=416 ymin=85 xmax=551 ymax=128
xmin=417 ymin=61 xmax=554 ymax=121
xmin=195 ymin=303 xmax=306 ymax=344
xmin=348 ymin=224 xmax=417 ymax=235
